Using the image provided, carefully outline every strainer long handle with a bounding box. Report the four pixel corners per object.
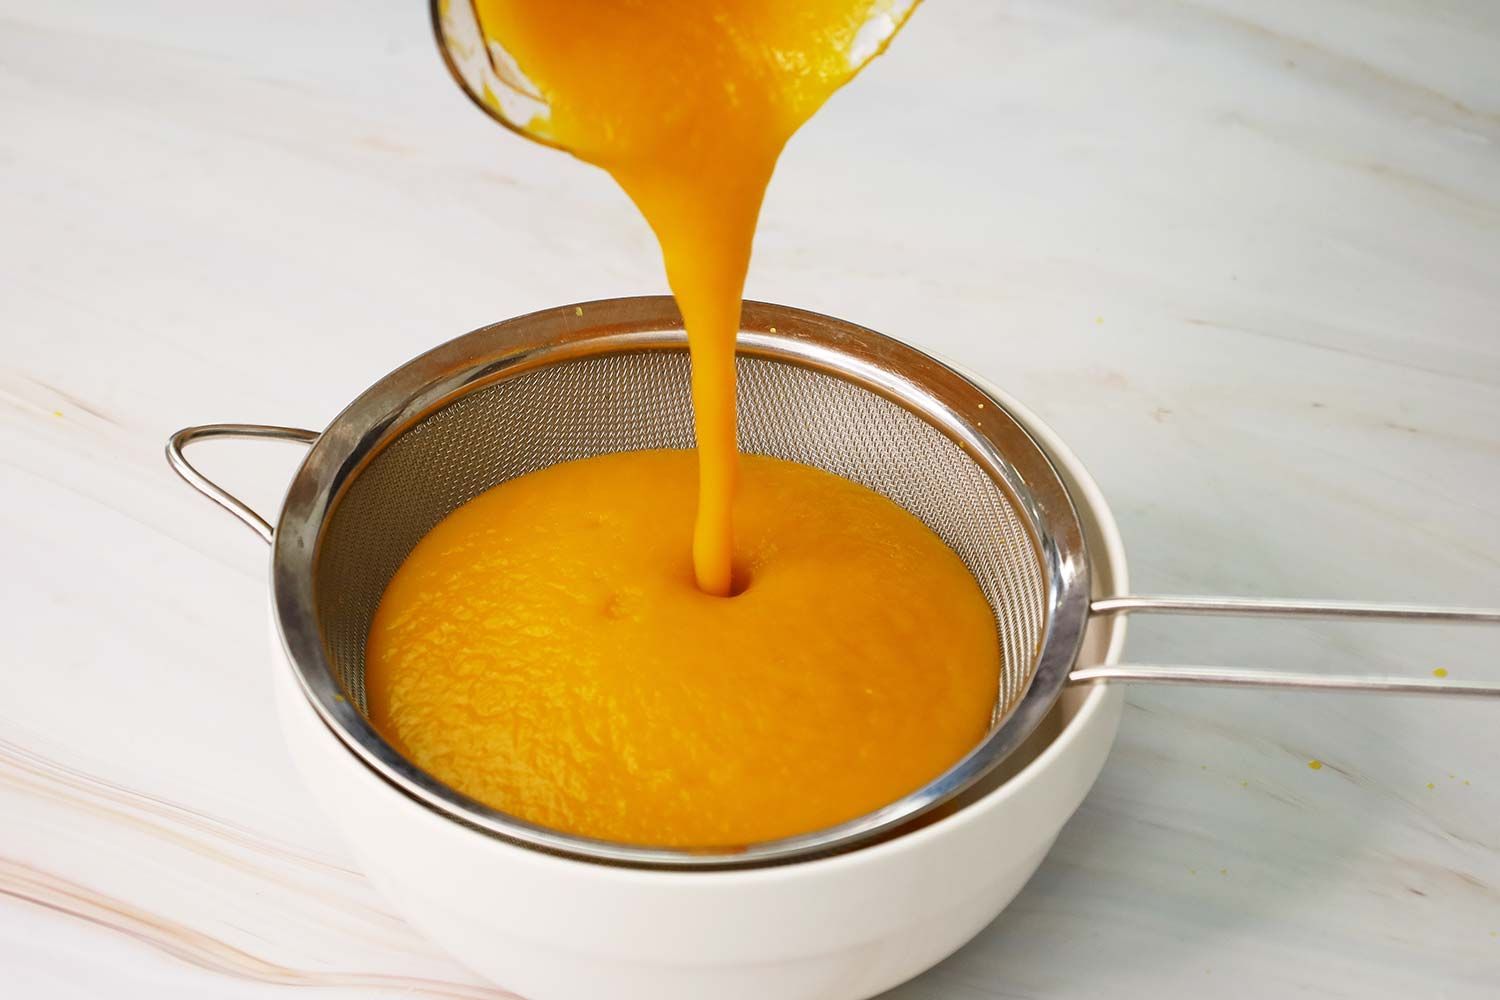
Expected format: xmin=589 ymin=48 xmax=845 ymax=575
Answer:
xmin=1074 ymin=595 xmax=1500 ymax=696
xmin=166 ymin=424 xmax=319 ymax=543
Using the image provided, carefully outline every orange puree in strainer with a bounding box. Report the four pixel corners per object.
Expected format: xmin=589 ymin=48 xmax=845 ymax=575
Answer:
xmin=367 ymin=451 xmax=999 ymax=846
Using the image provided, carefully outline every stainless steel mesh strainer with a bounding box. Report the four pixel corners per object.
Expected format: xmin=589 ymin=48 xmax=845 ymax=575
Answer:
xmin=168 ymin=297 xmax=1500 ymax=870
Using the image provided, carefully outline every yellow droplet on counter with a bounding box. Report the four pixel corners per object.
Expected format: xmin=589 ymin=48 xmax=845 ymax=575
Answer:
xmin=1095 ymin=316 xmax=1103 ymax=324
xmin=574 ymin=306 xmax=584 ymax=317
xmin=52 ymin=410 xmax=63 ymax=418
xmin=1433 ymin=667 xmax=1448 ymax=678
xmin=1308 ymin=760 xmax=1323 ymax=770
xmin=1219 ymin=868 xmax=1228 ymax=877
xmin=1427 ymin=783 xmax=1436 ymax=790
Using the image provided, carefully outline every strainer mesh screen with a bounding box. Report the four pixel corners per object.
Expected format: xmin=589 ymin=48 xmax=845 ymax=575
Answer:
xmin=316 ymin=351 xmax=1044 ymax=726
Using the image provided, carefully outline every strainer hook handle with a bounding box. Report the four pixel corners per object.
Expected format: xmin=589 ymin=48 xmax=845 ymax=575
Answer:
xmin=166 ymin=424 xmax=319 ymax=544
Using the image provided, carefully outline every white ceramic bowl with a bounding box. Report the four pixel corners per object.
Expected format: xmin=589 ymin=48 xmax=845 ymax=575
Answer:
xmin=268 ymin=375 xmax=1128 ymax=1000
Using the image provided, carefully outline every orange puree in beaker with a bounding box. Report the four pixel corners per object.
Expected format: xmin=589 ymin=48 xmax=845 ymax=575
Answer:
xmin=366 ymin=451 xmax=998 ymax=846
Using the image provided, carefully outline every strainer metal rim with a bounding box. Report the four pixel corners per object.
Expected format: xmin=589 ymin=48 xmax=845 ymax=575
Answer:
xmin=271 ymin=296 xmax=1091 ymax=869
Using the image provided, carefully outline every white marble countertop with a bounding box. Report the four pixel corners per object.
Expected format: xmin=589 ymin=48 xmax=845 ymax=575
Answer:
xmin=3 ymin=1 xmax=1498 ymax=996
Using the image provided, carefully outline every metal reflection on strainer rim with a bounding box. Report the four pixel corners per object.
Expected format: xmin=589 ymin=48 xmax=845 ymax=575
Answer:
xmin=272 ymin=297 xmax=1091 ymax=869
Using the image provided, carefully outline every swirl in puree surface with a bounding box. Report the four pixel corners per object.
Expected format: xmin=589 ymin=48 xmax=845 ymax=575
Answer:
xmin=366 ymin=1 xmax=1002 ymax=846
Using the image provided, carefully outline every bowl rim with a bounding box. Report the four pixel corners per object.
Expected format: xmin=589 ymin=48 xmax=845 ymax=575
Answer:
xmin=588 ymin=370 xmax=1131 ymax=883
xmin=276 ymin=358 xmax=1130 ymax=885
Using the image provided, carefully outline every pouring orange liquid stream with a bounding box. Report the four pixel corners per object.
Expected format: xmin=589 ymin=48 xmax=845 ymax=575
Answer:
xmin=365 ymin=1 xmax=1002 ymax=846
xmin=469 ymin=0 xmax=917 ymax=595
